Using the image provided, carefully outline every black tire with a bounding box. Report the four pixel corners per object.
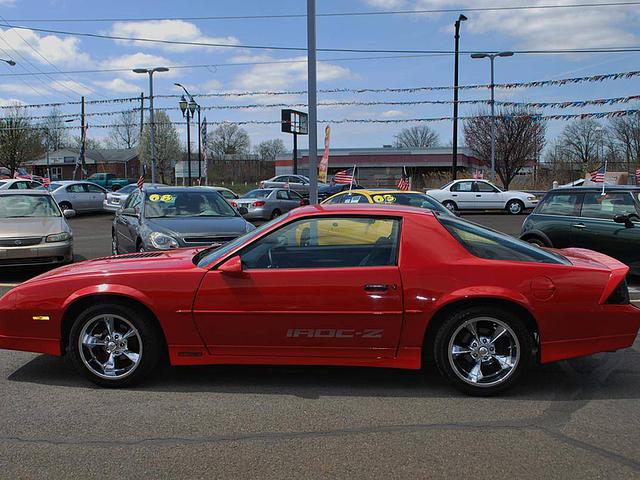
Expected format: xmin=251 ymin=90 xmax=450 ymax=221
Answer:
xmin=506 ymin=199 xmax=524 ymax=215
xmin=137 ymin=240 xmax=144 ymax=252
xmin=442 ymin=200 xmax=458 ymax=213
xmin=433 ymin=305 xmax=534 ymax=396
xmin=270 ymin=209 xmax=282 ymax=219
xmin=525 ymin=237 xmax=550 ymax=248
xmin=59 ymin=201 xmax=72 ymax=212
xmin=68 ymin=302 xmax=163 ymax=388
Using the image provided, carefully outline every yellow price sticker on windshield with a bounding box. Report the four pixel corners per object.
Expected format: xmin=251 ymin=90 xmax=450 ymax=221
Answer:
xmin=161 ymin=194 xmax=173 ymax=202
xmin=372 ymin=195 xmax=385 ymax=203
xmin=149 ymin=194 xmax=160 ymax=202
xmin=383 ymin=195 xmax=396 ymax=203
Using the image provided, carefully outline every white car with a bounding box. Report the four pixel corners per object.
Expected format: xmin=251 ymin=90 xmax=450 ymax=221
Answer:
xmin=426 ymin=179 xmax=538 ymax=215
xmin=0 ymin=178 xmax=43 ymax=190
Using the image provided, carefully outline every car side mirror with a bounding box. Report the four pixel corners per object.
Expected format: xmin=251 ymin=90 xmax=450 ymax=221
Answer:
xmin=300 ymin=198 xmax=310 ymax=206
xmin=63 ymin=209 xmax=76 ymax=218
xmin=122 ymin=207 xmax=139 ymax=218
xmin=218 ymin=255 xmax=244 ymax=275
xmin=238 ymin=206 xmax=248 ymax=215
xmin=613 ymin=214 xmax=634 ymax=228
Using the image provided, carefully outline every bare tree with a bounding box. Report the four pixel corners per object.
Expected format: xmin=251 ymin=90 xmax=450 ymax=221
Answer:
xmin=105 ymin=110 xmax=139 ymax=149
xmin=72 ymin=135 xmax=102 ymax=150
xmin=209 ymin=122 xmax=250 ymax=156
xmin=463 ymin=108 xmax=546 ymax=190
xmin=560 ymin=118 xmax=604 ymax=172
xmin=42 ymin=107 xmax=70 ymax=151
xmin=610 ymin=110 xmax=640 ymax=172
xmin=393 ymin=126 xmax=440 ymax=148
xmin=139 ymin=111 xmax=181 ymax=184
xmin=256 ymin=139 xmax=286 ymax=160
xmin=0 ymin=105 xmax=44 ymax=176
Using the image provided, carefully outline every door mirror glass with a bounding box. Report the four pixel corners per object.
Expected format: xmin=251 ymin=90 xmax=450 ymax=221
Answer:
xmin=63 ymin=209 xmax=76 ymax=218
xmin=613 ymin=214 xmax=634 ymax=228
xmin=218 ymin=255 xmax=244 ymax=275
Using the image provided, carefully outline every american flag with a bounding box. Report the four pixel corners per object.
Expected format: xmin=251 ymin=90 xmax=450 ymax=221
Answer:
xmin=333 ymin=169 xmax=354 ymax=185
xmin=636 ymin=166 xmax=640 ymax=184
xmin=397 ymin=168 xmax=410 ymax=191
xmin=137 ymin=165 xmax=146 ymax=190
xmin=590 ymin=165 xmax=606 ymax=183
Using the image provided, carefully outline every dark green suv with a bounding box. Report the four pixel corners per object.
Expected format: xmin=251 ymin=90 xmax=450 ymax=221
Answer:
xmin=520 ymin=186 xmax=640 ymax=274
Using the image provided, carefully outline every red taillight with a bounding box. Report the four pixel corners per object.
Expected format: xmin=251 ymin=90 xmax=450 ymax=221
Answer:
xmin=253 ymin=201 xmax=266 ymax=207
xmin=230 ymin=201 xmax=237 ymax=208
xmin=299 ymin=199 xmax=305 ymax=206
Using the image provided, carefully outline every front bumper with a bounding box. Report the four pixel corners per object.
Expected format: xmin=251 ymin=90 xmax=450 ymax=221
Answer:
xmin=0 ymin=241 xmax=73 ymax=267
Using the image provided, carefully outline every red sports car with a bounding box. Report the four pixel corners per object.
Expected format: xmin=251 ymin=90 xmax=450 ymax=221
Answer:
xmin=1 ymin=204 xmax=638 ymax=395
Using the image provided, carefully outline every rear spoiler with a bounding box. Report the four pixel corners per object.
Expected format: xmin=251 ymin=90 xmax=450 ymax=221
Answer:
xmin=561 ymin=248 xmax=629 ymax=304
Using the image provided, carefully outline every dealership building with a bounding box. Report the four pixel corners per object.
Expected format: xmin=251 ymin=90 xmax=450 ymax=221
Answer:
xmin=274 ymin=147 xmax=483 ymax=188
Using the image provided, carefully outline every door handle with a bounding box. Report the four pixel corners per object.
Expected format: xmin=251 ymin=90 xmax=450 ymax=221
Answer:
xmin=476 ymin=194 xmax=482 ymax=197
xmin=364 ymin=284 xmax=391 ymax=292
xmin=452 ymin=194 xmax=458 ymax=197
xmin=573 ymin=223 xmax=586 ymax=229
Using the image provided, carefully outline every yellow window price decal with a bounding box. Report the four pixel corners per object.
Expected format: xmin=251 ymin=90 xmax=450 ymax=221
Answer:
xmin=161 ymin=194 xmax=173 ymax=202
xmin=149 ymin=194 xmax=160 ymax=202
xmin=372 ymin=195 xmax=385 ymax=203
xmin=383 ymin=195 xmax=396 ymax=203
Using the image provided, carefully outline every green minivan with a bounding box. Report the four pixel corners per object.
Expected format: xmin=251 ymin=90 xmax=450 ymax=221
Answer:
xmin=520 ymin=186 xmax=640 ymax=275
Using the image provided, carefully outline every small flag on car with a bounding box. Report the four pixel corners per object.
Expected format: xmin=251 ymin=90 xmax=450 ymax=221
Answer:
xmin=636 ymin=167 xmax=640 ymax=184
xmin=397 ymin=167 xmax=410 ymax=191
xmin=590 ymin=165 xmax=605 ymax=183
xmin=137 ymin=165 xmax=146 ymax=190
xmin=333 ymin=169 xmax=354 ymax=185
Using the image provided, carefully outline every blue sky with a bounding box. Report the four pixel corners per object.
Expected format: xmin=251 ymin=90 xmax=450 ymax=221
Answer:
xmin=0 ymin=0 xmax=638 ymax=151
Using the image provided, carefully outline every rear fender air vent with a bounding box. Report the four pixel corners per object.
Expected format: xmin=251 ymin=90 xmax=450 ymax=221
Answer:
xmin=92 ymin=252 xmax=164 ymax=261
xmin=605 ymin=279 xmax=630 ymax=305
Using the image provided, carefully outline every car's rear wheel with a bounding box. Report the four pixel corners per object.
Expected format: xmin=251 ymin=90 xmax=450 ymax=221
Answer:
xmin=434 ymin=306 xmax=533 ymax=396
xmin=525 ymin=237 xmax=550 ymax=248
xmin=68 ymin=303 xmax=162 ymax=388
xmin=506 ymin=199 xmax=524 ymax=215
xmin=59 ymin=201 xmax=72 ymax=212
xmin=442 ymin=200 xmax=457 ymax=213
xmin=271 ymin=209 xmax=282 ymax=219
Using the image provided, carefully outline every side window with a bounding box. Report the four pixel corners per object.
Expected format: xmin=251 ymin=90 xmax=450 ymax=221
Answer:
xmin=537 ymin=193 xmax=583 ymax=216
xmin=123 ymin=191 xmax=140 ymax=210
xmin=476 ymin=182 xmax=498 ymax=193
xmin=344 ymin=193 xmax=369 ymax=204
xmin=288 ymin=190 xmax=302 ymax=200
xmin=451 ymin=181 xmax=473 ymax=192
xmin=276 ymin=190 xmax=289 ymax=200
xmin=273 ymin=176 xmax=288 ymax=183
xmin=581 ymin=192 xmax=639 ymax=220
xmin=324 ymin=194 xmax=345 ymax=204
xmin=241 ymin=216 xmax=401 ymax=269
xmin=67 ymin=184 xmax=87 ymax=193
xmin=86 ymin=184 xmax=104 ymax=193
xmin=219 ymin=190 xmax=235 ymax=199
xmin=288 ymin=176 xmax=303 ymax=184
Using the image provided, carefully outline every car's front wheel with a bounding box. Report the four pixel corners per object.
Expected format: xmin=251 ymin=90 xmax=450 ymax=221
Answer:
xmin=442 ymin=200 xmax=458 ymax=213
xmin=68 ymin=303 xmax=163 ymax=387
xmin=434 ymin=306 xmax=534 ymax=396
xmin=506 ymin=199 xmax=524 ymax=215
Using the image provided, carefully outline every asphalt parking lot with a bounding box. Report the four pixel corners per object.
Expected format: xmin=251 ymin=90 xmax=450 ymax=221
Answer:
xmin=1 ymin=212 xmax=639 ymax=478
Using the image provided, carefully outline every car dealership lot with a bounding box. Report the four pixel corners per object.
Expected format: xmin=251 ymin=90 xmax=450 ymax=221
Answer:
xmin=1 ymin=212 xmax=639 ymax=478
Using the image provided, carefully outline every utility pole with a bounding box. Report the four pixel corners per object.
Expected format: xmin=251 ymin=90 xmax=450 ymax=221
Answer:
xmin=197 ymin=106 xmax=202 ymax=184
xmin=80 ymin=96 xmax=86 ymax=179
xmin=138 ymin=92 xmax=144 ymax=177
xmin=451 ymin=14 xmax=467 ymax=181
xmin=307 ymin=0 xmax=318 ymax=203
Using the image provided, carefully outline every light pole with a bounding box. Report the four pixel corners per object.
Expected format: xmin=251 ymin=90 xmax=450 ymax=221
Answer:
xmin=133 ymin=67 xmax=169 ymax=184
xmin=471 ymin=51 xmax=513 ymax=181
xmin=178 ymin=94 xmax=197 ymax=186
xmin=451 ymin=14 xmax=467 ymax=181
xmin=175 ymin=83 xmax=202 ymax=185
xmin=307 ymin=0 xmax=319 ymax=204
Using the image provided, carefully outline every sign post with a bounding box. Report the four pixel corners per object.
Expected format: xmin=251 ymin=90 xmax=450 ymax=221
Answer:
xmin=281 ymin=109 xmax=308 ymax=175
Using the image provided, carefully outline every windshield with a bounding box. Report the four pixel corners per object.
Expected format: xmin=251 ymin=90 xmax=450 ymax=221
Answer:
xmin=195 ymin=214 xmax=288 ymax=267
xmin=49 ymin=183 xmax=63 ymax=191
xmin=439 ymin=181 xmax=453 ymax=190
xmin=0 ymin=194 xmax=61 ymax=218
xmin=242 ymin=189 xmax=272 ymax=199
xmin=116 ymin=184 xmax=137 ymax=195
xmin=144 ymin=190 xmax=237 ymax=218
xmin=0 ymin=181 xmax=5 ymax=187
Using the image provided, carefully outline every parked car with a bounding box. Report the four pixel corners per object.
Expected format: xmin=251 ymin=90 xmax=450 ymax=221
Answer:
xmin=2 ymin=204 xmax=638 ymax=395
xmin=520 ymin=186 xmax=640 ymax=275
xmin=0 ymin=178 xmax=43 ymax=190
xmin=322 ymin=189 xmax=455 ymax=215
xmin=49 ymin=181 xmax=107 ymax=213
xmin=260 ymin=174 xmax=311 ymax=196
xmin=318 ymin=182 xmax=365 ymax=202
xmin=235 ymin=188 xmax=306 ymax=220
xmin=0 ymin=190 xmax=74 ymax=267
xmin=202 ymin=186 xmax=240 ymax=203
xmin=86 ymin=172 xmax=131 ymax=191
xmin=103 ymin=183 xmax=165 ymax=213
xmin=112 ymin=186 xmax=255 ymax=254
xmin=426 ymin=179 xmax=538 ymax=214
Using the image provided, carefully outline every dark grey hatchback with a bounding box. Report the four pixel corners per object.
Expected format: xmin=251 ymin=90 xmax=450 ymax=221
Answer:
xmin=112 ymin=186 xmax=255 ymax=254
xmin=520 ymin=186 xmax=640 ymax=274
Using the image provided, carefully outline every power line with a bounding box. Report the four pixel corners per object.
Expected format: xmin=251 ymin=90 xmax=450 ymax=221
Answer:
xmin=2 ymin=23 xmax=640 ymax=55
xmin=5 ymin=2 xmax=640 ymax=22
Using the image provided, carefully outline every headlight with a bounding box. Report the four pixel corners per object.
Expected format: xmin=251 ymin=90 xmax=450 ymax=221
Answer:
xmin=45 ymin=232 xmax=71 ymax=243
xmin=148 ymin=232 xmax=179 ymax=250
xmin=527 ymin=196 xmax=536 ymax=201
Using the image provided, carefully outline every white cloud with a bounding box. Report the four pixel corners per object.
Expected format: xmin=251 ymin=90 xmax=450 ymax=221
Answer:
xmin=94 ymin=78 xmax=141 ymax=94
xmin=109 ymin=20 xmax=240 ymax=52
xmin=234 ymin=56 xmax=352 ymax=91
xmin=380 ymin=109 xmax=406 ymax=118
xmin=363 ymin=0 xmax=640 ymax=51
xmin=0 ymin=79 xmax=92 ymax=97
xmin=0 ymin=27 xmax=91 ymax=66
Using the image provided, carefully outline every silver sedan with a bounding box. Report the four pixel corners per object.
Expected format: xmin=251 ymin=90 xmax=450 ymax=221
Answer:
xmin=104 ymin=183 xmax=165 ymax=212
xmin=49 ymin=180 xmax=107 ymax=213
xmin=0 ymin=190 xmax=74 ymax=267
xmin=235 ymin=188 xmax=306 ymax=220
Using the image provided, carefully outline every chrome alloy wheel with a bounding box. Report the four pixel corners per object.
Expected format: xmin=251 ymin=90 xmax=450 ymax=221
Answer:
xmin=508 ymin=201 xmax=523 ymax=214
xmin=78 ymin=314 xmax=143 ymax=380
xmin=447 ymin=317 xmax=520 ymax=388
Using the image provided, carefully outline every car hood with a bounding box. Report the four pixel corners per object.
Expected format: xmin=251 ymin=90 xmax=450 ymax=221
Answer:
xmin=144 ymin=216 xmax=248 ymax=236
xmin=0 ymin=217 xmax=66 ymax=237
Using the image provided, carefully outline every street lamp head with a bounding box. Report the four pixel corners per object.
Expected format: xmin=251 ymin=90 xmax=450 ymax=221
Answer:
xmin=132 ymin=68 xmax=148 ymax=74
xmin=174 ymin=82 xmax=183 ymax=88
xmin=498 ymin=51 xmax=514 ymax=57
xmin=458 ymin=14 xmax=468 ymax=22
xmin=5 ymin=59 xmax=16 ymax=66
xmin=188 ymin=98 xmax=197 ymax=115
xmin=470 ymin=53 xmax=488 ymax=59
xmin=153 ymin=67 xmax=169 ymax=73
xmin=179 ymin=95 xmax=188 ymax=115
